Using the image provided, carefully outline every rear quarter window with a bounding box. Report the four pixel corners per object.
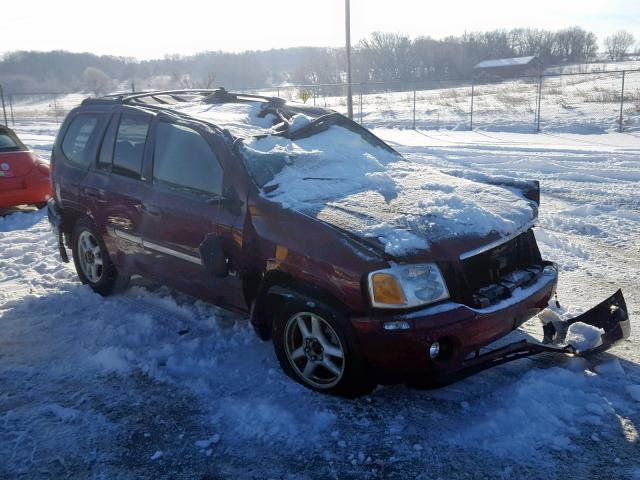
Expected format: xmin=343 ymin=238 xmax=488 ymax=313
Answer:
xmin=112 ymin=115 xmax=151 ymax=179
xmin=61 ymin=114 xmax=104 ymax=168
xmin=0 ymin=129 xmax=26 ymax=152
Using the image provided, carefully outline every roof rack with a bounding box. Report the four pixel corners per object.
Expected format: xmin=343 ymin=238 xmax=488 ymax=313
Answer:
xmin=121 ymin=88 xmax=284 ymax=105
xmin=82 ymin=88 xmax=286 ymax=109
xmin=79 ymin=88 xmax=312 ymax=139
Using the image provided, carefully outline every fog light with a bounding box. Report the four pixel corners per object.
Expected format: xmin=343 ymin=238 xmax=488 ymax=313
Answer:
xmin=383 ymin=320 xmax=410 ymax=331
xmin=429 ymin=341 xmax=440 ymax=360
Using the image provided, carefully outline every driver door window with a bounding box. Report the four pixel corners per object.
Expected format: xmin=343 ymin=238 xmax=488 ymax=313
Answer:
xmin=153 ymin=122 xmax=223 ymax=195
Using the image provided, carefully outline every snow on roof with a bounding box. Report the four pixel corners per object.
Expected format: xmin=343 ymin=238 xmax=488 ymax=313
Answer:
xmin=167 ymin=101 xmax=278 ymax=137
xmin=474 ymin=56 xmax=539 ymax=69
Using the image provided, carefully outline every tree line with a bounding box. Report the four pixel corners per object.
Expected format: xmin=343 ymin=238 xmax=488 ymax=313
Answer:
xmin=0 ymin=28 xmax=636 ymax=94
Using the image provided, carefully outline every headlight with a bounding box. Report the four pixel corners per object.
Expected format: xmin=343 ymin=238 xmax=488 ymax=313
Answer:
xmin=367 ymin=263 xmax=449 ymax=309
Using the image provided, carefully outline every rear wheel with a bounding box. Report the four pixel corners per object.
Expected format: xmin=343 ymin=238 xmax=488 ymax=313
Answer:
xmin=71 ymin=218 xmax=128 ymax=295
xmin=273 ymin=299 xmax=374 ymax=397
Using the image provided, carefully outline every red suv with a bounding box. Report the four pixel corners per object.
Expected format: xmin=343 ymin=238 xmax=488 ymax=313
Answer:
xmin=47 ymin=89 xmax=564 ymax=396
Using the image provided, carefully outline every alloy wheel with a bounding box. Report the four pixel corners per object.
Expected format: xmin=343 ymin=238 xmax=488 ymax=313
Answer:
xmin=77 ymin=230 xmax=103 ymax=283
xmin=284 ymin=312 xmax=346 ymax=389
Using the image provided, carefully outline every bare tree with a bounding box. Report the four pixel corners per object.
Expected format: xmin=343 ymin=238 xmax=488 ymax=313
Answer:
xmin=203 ymin=72 xmax=216 ymax=89
xmin=1 ymin=26 xmax=606 ymax=95
xmin=553 ymin=27 xmax=598 ymax=62
xmin=358 ymin=32 xmax=412 ymax=82
xmin=604 ymin=31 xmax=635 ymax=61
xmin=82 ymin=67 xmax=111 ymax=95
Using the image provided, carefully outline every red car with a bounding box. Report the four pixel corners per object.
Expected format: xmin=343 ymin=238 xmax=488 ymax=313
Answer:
xmin=0 ymin=125 xmax=51 ymax=209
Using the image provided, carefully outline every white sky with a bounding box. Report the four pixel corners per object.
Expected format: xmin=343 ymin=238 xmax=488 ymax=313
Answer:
xmin=3 ymin=0 xmax=639 ymax=59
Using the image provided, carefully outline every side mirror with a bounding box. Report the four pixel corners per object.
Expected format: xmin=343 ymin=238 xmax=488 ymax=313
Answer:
xmin=199 ymin=236 xmax=229 ymax=278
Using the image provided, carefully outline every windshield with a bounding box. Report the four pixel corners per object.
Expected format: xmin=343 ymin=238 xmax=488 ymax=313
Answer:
xmin=238 ymin=115 xmax=401 ymax=189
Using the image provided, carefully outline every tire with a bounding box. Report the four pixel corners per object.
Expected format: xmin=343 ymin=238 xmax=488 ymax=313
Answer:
xmin=272 ymin=298 xmax=375 ymax=398
xmin=71 ymin=217 xmax=128 ymax=296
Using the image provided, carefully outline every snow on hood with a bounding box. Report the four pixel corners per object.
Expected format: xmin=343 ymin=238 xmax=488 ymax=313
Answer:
xmin=243 ymin=125 xmax=537 ymax=256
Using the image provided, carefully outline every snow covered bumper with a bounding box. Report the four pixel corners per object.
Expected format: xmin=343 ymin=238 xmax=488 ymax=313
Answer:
xmin=351 ymin=266 xmax=559 ymax=381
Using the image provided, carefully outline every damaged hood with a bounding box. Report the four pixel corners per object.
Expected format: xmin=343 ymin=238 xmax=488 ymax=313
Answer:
xmin=241 ymin=124 xmax=537 ymax=259
xmin=305 ymin=162 xmax=538 ymax=258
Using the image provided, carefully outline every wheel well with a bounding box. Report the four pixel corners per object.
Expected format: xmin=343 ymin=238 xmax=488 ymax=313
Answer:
xmin=249 ymin=270 xmax=350 ymax=340
xmin=61 ymin=209 xmax=90 ymax=248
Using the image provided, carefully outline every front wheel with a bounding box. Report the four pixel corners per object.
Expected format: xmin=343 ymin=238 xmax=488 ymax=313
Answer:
xmin=71 ymin=218 xmax=128 ymax=295
xmin=273 ymin=300 xmax=374 ymax=397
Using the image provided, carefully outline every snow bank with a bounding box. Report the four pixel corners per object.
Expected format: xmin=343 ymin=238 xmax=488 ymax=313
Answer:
xmin=242 ymin=125 xmax=536 ymax=255
xmin=451 ymin=366 xmax=617 ymax=457
xmin=626 ymin=385 xmax=640 ymax=403
xmin=566 ymin=322 xmax=604 ymax=352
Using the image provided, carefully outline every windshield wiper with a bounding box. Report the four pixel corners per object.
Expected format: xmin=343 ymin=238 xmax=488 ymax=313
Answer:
xmin=302 ymin=177 xmax=345 ymax=181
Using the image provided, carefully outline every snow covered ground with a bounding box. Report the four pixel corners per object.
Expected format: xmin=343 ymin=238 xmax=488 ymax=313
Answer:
xmin=1 ymin=122 xmax=639 ymax=479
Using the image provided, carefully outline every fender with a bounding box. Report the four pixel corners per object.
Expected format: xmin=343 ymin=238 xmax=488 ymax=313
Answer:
xmin=250 ymin=275 xmax=350 ymax=340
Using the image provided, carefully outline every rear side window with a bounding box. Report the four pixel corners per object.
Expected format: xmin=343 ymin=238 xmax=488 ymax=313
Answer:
xmin=0 ymin=130 xmax=25 ymax=152
xmin=113 ymin=115 xmax=150 ymax=179
xmin=61 ymin=114 xmax=102 ymax=167
xmin=153 ymin=122 xmax=223 ymax=196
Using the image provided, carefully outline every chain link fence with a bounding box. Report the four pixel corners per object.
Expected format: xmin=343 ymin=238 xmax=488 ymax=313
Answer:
xmin=2 ymin=69 xmax=639 ymax=134
xmin=0 ymin=92 xmax=87 ymax=126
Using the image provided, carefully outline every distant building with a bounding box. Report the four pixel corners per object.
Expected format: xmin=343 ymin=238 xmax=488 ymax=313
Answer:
xmin=473 ymin=56 xmax=543 ymax=79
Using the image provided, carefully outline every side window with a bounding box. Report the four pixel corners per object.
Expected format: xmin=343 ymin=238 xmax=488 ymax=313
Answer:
xmin=61 ymin=114 xmax=102 ymax=168
xmin=112 ymin=114 xmax=150 ymax=179
xmin=0 ymin=129 xmax=25 ymax=152
xmin=97 ymin=114 xmax=120 ymax=170
xmin=153 ymin=122 xmax=223 ymax=196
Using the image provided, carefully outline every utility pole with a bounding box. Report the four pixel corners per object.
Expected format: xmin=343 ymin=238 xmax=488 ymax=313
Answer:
xmin=619 ymin=70 xmax=626 ymax=133
xmin=345 ymin=0 xmax=353 ymax=119
xmin=0 ymin=84 xmax=7 ymax=126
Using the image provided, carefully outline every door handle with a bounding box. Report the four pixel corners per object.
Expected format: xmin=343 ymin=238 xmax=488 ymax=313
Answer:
xmin=141 ymin=203 xmax=161 ymax=217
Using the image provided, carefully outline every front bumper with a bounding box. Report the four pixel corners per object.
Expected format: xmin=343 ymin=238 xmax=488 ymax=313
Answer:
xmin=351 ymin=268 xmax=558 ymax=380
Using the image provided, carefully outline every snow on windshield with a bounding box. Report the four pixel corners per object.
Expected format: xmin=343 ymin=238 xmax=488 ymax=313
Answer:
xmin=242 ymin=125 xmax=536 ymax=256
xmin=168 ymin=101 xmax=278 ymax=137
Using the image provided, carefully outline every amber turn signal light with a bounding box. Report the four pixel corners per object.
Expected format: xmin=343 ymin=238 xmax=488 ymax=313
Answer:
xmin=371 ymin=273 xmax=405 ymax=305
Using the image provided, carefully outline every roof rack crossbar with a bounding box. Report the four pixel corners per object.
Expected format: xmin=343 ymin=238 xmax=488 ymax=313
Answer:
xmin=121 ymin=89 xmax=220 ymax=105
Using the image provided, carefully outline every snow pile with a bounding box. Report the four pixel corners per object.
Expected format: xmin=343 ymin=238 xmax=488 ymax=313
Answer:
xmin=452 ymin=366 xmax=618 ymax=456
xmin=627 ymin=385 xmax=640 ymax=403
xmin=242 ymin=125 xmax=536 ymax=255
xmin=288 ymin=113 xmax=312 ymax=133
xmin=593 ymin=359 xmax=626 ymax=377
xmin=194 ymin=434 xmax=220 ymax=449
xmin=566 ymin=322 xmax=604 ymax=352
